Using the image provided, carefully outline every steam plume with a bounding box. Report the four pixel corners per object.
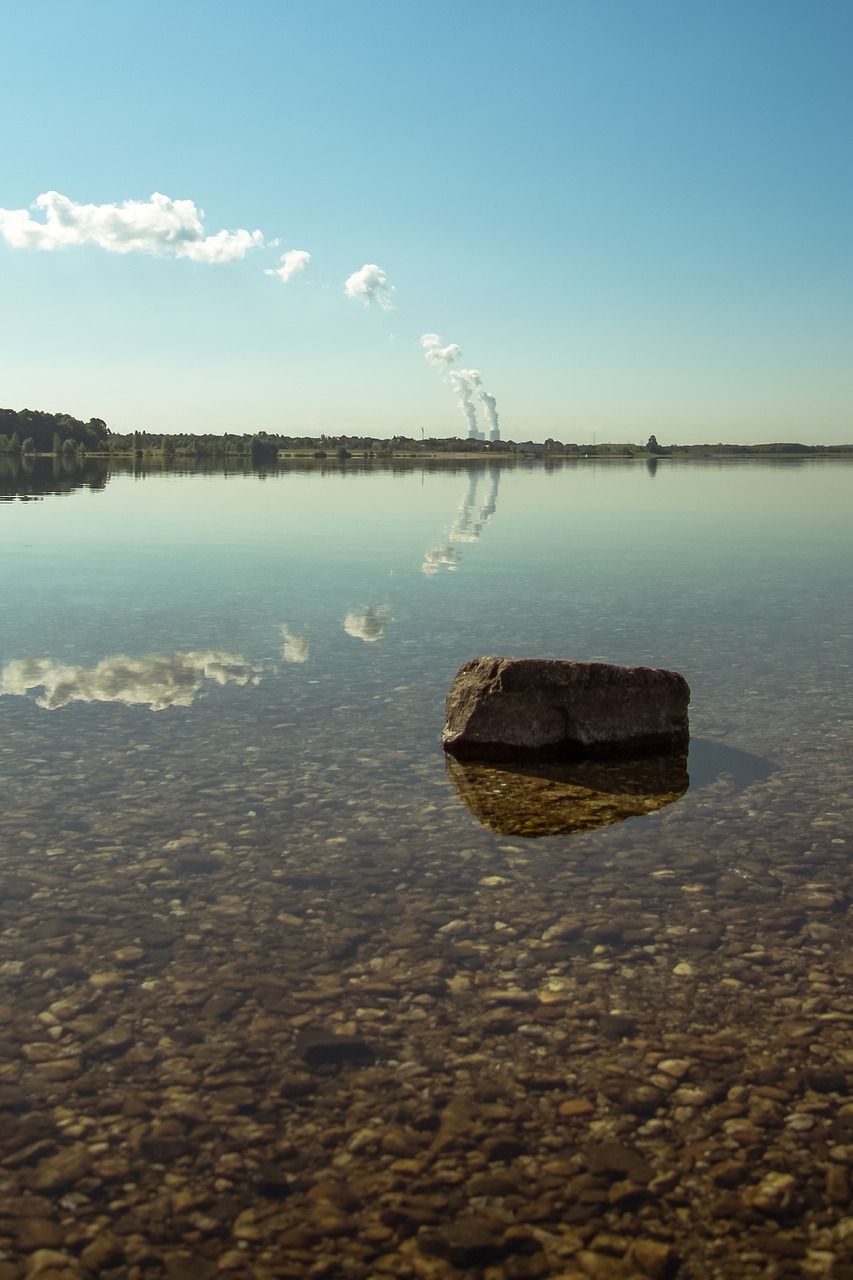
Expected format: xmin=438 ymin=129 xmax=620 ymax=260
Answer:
xmin=421 ymin=333 xmax=500 ymax=440
xmin=265 ymin=249 xmax=311 ymax=283
xmin=344 ymin=263 xmax=394 ymax=310
xmin=449 ymin=369 xmax=480 ymax=435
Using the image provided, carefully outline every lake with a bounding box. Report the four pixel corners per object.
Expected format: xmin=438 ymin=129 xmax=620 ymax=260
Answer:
xmin=1 ymin=455 xmax=852 ymax=1277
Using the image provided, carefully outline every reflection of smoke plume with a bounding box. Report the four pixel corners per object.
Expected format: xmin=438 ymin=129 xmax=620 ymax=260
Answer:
xmin=421 ymin=334 xmax=500 ymax=440
xmin=343 ymin=605 xmax=391 ymax=643
xmin=421 ymin=545 xmax=461 ymax=577
xmin=422 ymin=468 xmax=500 ymax=574
xmin=280 ymin=625 xmax=310 ymax=663
xmin=450 ymin=471 xmax=485 ymax=542
xmin=0 ymin=651 xmax=261 ymax=711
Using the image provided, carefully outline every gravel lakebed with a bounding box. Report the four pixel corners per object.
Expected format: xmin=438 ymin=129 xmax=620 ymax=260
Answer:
xmin=1 ymin=688 xmax=852 ymax=1280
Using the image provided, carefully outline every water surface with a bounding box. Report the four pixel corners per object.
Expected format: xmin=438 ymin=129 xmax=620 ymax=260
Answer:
xmin=2 ymin=457 xmax=853 ymax=1276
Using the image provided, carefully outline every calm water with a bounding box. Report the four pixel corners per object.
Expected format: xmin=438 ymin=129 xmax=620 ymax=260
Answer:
xmin=3 ymin=456 xmax=853 ymax=1275
xmin=1 ymin=457 xmax=851 ymax=872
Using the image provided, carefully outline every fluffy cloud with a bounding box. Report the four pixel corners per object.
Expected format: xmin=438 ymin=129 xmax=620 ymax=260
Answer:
xmin=265 ymin=249 xmax=311 ymax=283
xmin=344 ymin=263 xmax=394 ymax=310
xmin=0 ymin=191 xmax=264 ymax=263
xmin=0 ymin=651 xmax=261 ymax=711
xmin=343 ymin=605 xmax=391 ymax=643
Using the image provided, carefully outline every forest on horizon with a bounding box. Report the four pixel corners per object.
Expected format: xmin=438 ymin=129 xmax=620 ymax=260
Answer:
xmin=1 ymin=405 xmax=850 ymax=461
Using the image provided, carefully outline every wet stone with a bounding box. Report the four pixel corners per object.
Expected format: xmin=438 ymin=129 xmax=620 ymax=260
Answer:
xmin=294 ymin=1025 xmax=376 ymax=1067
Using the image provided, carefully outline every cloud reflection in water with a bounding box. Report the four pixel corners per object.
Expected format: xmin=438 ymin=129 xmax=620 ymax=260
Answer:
xmin=0 ymin=651 xmax=262 ymax=711
xmin=280 ymin=625 xmax=310 ymax=664
xmin=343 ymin=605 xmax=391 ymax=643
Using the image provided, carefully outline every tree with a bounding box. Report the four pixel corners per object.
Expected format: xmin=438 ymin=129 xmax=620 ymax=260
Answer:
xmin=21 ymin=438 xmax=35 ymax=454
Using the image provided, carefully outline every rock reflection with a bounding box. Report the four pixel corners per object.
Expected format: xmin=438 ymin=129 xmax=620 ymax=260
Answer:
xmin=446 ymin=750 xmax=689 ymax=837
xmin=0 ymin=650 xmax=261 ymax=711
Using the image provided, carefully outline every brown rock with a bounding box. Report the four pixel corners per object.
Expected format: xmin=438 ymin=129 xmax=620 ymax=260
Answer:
xmin=27 ymin=1147 xmax=93 ymax=1193
xmin=14 ymin=1220 xmax=64 ymax=1250
xmin=630 ymin=1238 xmax=678 ymax=1278
xmin=442 ymin=658 xmax=690 ymax=760
xmin=295 ymin=1025 xmax=376 ymax=1068
xmin=418 ymin=1216 xmax=505 ymax=1267
xmin=586 ymin=1142 xmax=654 ymax=1184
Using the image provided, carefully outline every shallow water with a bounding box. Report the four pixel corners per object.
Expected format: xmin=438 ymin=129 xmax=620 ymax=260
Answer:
xmin=2 ymin=456 xmax=853 ymax=1277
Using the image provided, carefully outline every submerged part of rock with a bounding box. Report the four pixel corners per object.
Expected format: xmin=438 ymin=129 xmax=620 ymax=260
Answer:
xmin=442 ymin=657 xmax=690 ymax=761
xmin=446 ymin=750 xmax=689 ymax=837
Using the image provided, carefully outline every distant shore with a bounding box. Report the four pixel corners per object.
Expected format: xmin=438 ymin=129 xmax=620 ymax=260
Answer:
xmin=1 ymin=407 xmax=851 ymax=462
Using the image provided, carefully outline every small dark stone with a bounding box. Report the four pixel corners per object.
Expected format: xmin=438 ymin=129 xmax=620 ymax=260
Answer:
xmin=600 ymin=1080 xmax=664 ymax=1115
xmin=483 ymin=1133 xmax=527 ymax=1162
xmin=0 ymin=1085 xmax=31 ymax=1111
xmin=138 ymin=922 xmax=179 ymax=949
xmin=586 ymin=1141 xmax=655 ymax=1184
xmin=804 ymin=1068 xmax=847 ymax=1094
xmin=599 ymin=1013 xmax=638 ymax=1040
xmin=295 ymin=1026 xmax=376 ymax=1068
xmin=418 ymin=1217 xmax=505 ymax=1267
xmin=253 ymin=1164 xmax=293 ymax=1200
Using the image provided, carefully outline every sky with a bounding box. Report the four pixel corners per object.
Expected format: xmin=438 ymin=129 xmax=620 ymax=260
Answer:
xmin=1 ymin=0 xmax=851 ymax=445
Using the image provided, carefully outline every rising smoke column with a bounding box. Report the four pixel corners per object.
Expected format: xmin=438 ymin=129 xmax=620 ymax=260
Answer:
xmin=420 ymin=333 xmax=500 ymax=440
xmin=449 ymin=370 xmax=479 ymax=435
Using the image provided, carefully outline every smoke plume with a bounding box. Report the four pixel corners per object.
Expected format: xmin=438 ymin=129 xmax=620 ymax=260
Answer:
xmin=344 ymin=263 xmax=394 ymax=310
xmin=421 ymin=333 xmax=500 ymax=439
xmin=265 ymin=249 xmax=311 ymax=283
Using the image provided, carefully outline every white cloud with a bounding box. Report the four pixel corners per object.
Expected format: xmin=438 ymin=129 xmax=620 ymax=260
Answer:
xmin=0 ymin=191 xmax=264 ymax=263
xmin=344 ymin=263 xmax=394 ymax=310
xmin=265 ymin=249 xmax=311 ymax=283
xmin=0 ymin=651 xmax=261 ymax=711
xmin=343 ymin=605 xmax=391 ymax=643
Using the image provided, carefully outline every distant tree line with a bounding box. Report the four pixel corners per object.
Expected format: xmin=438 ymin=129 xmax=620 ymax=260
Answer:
xmin=0 ymin=408 xmax=110 ymax=458
xmin=1 ymin=409 xmax=849 ymax=461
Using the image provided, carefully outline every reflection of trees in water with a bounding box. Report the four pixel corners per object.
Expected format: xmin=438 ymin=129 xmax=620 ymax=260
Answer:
xmin=0 ymin=454 xmax=109 ymax=501
xmin=423 ymin=465 xmax=500 ymax=575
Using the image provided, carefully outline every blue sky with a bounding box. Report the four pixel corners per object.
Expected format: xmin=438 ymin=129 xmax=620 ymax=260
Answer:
xmin=1 ymin=0 xmax=851 ymax=444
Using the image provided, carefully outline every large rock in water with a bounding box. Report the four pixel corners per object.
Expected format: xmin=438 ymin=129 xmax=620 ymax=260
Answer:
xmin=442 ymin=658 xmax=690 ymax=760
